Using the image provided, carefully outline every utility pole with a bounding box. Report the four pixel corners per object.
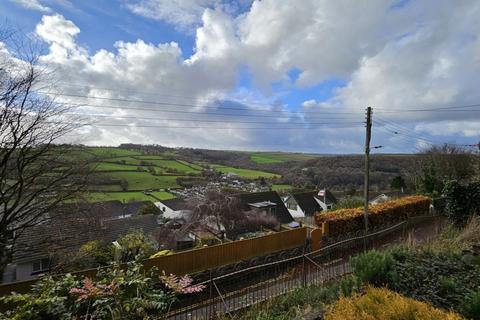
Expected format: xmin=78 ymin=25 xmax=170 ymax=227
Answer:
xmin=363 ymin=107 xmax=372 ymax=241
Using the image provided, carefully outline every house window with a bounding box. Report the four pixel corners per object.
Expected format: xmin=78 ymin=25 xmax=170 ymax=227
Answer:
xmin=32 ymin=258 xmax=50 ymax=273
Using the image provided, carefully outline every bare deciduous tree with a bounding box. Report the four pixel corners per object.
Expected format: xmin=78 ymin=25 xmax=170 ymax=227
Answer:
xmin=0 ymin=29 xmax=90 ymax=280
xmin=408 ymin=144 xmax=477 ymax=194
xmin=191 ymin=191 xmax=279 ymax=239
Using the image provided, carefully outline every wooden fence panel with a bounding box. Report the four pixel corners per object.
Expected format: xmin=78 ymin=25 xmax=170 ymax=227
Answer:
xmin=0 ymin=228 xmax=307 ymax=296
xmin=143 ymin=227 xmax=307 ymax=275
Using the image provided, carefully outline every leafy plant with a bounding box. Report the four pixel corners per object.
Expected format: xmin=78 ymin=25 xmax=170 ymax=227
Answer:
xmin=460 ymin=291 xmax=480 ymax=320
xmin=388 ymin=250 xmax=480 ymax=317
xmin=138 ymin=202 xmax=161 ymax=215
xmin=351 ymin=250 xmax=394 ymax=286
xmin=0 ymin=260 xmax=204 ymax=320
xmin=443 ymin=180 xmax=480 ymax=226
xmin=116 ymin=230 xmax=157 ymax=262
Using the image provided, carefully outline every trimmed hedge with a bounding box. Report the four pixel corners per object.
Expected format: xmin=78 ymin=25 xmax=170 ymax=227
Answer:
xmin=315 ymin=196 xmax=431 ymax=238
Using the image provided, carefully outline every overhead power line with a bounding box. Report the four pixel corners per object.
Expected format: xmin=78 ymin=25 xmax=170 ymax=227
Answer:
xmin=67 ymin=112 xmax=361 ymax=125
xmin=41 ymin=91 xmax=364 ymax=115
xmin=83 ymin=123 xmax=364 ymax=130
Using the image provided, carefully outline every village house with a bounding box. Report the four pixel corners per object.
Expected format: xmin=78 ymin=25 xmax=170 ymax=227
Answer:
xmin=236 ymin=191 xmax=295 ymax=225
xmin=283 ymin=190 xmax=337 ymax=224
xmin=369 ymin=193 xmax=391 ymax=205
xmin=154 ymin=198 xmax=191 ymax=219
xmin=3 ymin=201 xmax=157 ymax=283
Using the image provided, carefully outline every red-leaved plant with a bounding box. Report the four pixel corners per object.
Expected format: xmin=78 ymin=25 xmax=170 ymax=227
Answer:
xmin=69 ymin=277 xmax=117 ymax=301
xmin=160 ymin=272 xmax=206 ymax=294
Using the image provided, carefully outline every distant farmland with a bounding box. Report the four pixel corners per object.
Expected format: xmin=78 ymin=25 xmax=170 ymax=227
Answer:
xmin=250 ymin=152 xmax=316 ymax=164
xmin=210 ymin=164 xmax=280 ymax=179
xmin=84 ymin=147 xmax=283 ymax=203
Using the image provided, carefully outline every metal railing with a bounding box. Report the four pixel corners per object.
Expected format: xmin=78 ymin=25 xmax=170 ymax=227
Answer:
xmin=166 ymin=215 xmax=441 ymax=319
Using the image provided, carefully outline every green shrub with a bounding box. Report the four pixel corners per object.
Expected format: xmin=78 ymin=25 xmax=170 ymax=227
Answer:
xmin=334 ymin=196 xmax=364 ymax=210
xmin=138 ymin=202 xmax=161 ymax=215
xmin=443 ymin=180 xmax=480 ymax=226
xmin=387 ymin=250 xmax=480 ymax=317
xmin=116 ymin=230 xmax=157 ymax=262
xmin=351 ymin=250 xmax=394 ymax=286
xmin=460 ymin=291 xmax=480 ymax=320
xmin=338 ymin=275 xmax=362 ymax=297
xmin=0 ymin=260 xmax=205 ymax=320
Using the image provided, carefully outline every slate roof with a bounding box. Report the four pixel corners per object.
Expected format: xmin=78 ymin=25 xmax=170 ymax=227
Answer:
xmin=158 ymin=198 xmax=189 ymax=211
xmin=236 ymin=191 xmax=294 ymax=224
xmin=286 ymin=190 xmax=338 ymax=216
xmin=313 ymin=190 xmax=337 ymax=205
xmin=291 ymin=191 xmax=323 ymax=216
xmin=12 ymin=201 xmax=157 ymax=264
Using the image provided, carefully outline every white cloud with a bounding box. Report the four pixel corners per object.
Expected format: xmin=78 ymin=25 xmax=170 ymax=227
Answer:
xmin=21 ymin=0 xmax=480 ymax=152
xmin=125 ymin=0 xmax=217 ymax=32
xmin=9 ymin=0 xmax=51 ymax=12
xmin=416 ymin=121 xmax=480 ymax=138
xmin=125 ymin=0 xmax=252 ymax=32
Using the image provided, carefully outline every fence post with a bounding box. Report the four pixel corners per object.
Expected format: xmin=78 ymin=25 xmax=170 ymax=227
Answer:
xmin=322 ymin=222 xmax=329 ymax=238
xmin=209 ymin=269 xmax=213 ymax=319
xmin=302 ymin=249 xmax=306 ymax=287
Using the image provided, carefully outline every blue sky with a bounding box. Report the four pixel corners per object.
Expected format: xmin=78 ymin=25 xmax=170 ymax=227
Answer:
xmin=1 ymin=0 xmax=479 ymax=153
xmin=1 ymin=1 xmax=196 ymax=55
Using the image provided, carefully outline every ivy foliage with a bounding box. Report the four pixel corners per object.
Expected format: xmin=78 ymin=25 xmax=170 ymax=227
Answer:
xmin=443 ymin=180 xmax=480 ymax=225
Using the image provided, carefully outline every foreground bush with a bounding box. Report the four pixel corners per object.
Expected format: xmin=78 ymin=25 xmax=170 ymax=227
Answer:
xmin=315 ymin=196 xmax=431 ymax=237
xmin=230 ymin=275 xmax=362 ymax=320
xmin=389 ymin=250 xmax=480 ymax=318
xmin=350 ymin=249 xmax=394 ymax=286
xmin=0 ymin=260 xmax=204 ymax=320
xmin=324 ymin=287 xmax=462 ymax=320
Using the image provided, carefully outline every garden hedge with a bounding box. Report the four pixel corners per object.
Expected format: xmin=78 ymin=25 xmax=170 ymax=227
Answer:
xmin=315 ymin=196 xmax=431 ymax=238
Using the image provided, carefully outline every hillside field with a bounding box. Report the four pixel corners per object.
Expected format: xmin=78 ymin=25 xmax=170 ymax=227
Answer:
xmin=250 ymin=152 xmax=316 ymax=164
xmin=211 ymin=165 xmax=280 ymax=179
xmin=85 ymin=147 xmax=282 ymax=203
xmin=86 ymin=191 xmax=175 ymax=202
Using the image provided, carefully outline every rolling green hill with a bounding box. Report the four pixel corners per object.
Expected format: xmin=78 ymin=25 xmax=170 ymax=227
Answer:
xmin=84 ymin=147 xmax=283 ymax=203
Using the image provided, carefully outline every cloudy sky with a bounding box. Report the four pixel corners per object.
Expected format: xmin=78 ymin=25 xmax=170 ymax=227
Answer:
xmin=2 ymin=0 xmax=480 ymax=153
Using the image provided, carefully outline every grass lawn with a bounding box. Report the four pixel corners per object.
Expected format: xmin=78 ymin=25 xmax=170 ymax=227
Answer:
xmin=142 ymin=159 xmax=200 ymax=174
xmin=85 ymin=191 xmax=176 ymax=202
xmin=93 ymin=162 xmax=143 ymax=171
xmin=103 ymin=156 xmax=145 ymax=166
xmin=177 ymin=160 xmax=203 ymax=170
xmin=86 ymin=147 xmax=141 ymax=158
xmin=271 ymin=184 xmax=293 ymax=191
xmin=212 ymin=165 xmax=280 ymax=179
xmin=132 ymin=155 xmax=165 ymax=160
xmin=150 ymin=191 xmax=176 ymax=201
xmin=250 ymin=152 xmax=315 ymax=164
xmin=107 ymin=171 xmax=181 ymax=190
xmin=86 ymin=192 xmax=155 ymax=203
xmin=88 ymin=184 xmax=124 ymax=192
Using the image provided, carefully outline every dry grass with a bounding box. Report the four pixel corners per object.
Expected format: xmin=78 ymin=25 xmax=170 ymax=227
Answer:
xmin=420 ymin=215 xmax=480 ymax=253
